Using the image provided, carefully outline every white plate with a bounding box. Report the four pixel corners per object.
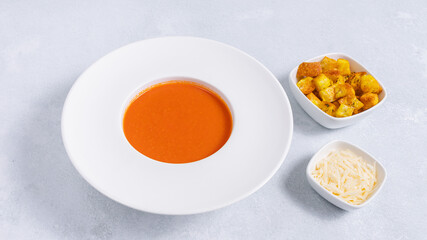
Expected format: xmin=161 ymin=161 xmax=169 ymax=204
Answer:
xmin=62 ymin=37 xmax=293 ymax=215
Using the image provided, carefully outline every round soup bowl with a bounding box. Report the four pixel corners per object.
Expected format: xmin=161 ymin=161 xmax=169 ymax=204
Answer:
xmin=62 ymin=37 xmax=293 ymax=214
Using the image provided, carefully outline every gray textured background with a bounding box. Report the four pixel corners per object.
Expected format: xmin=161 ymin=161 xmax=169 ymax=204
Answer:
xmin=1 ymin=0 xmax=426 ymax=239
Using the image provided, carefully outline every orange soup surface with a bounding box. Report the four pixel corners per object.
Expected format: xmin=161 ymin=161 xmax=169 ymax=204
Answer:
xmin=123 ymin=81 xmax=233 ymax=164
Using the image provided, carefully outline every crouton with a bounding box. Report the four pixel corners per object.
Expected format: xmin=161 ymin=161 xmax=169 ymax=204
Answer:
xmin=306 ymin=92 xmax=323 ymax=108
xmin=297 ymin=62 xmax=322 ymax=78
xmin=348 ymin=72 xmax=366 ymax=94
xmin=321 ymin=102 xmax=337 ymax=116
xmin=360 ymin=93 xmax=379 ymax=110
xmin=338 ymin=95 xmax=364 ymax=110
xmin=319 ymin=86 xmax=335 ymax=102
xmin=320 ymin=57 xmax=338 ymax=72
xmin=297 ymin=77 xmax=315 ymax=94
xmin=335 ymin=104 xmax=354 ymax=117
xmin=335 ymin=75 xmax=347 ymax=84
xmin=334 ymin=83 xmax=355 ymax=99
xmin=360 ymin=75 xmax=382 ymax=93
xmin=313 ymin=74 xmax=332 ymax=91
xmin=337 ymin=59 xmax=351 ymax=76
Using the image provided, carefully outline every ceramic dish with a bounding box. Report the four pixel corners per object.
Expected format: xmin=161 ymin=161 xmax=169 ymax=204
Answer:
xmin=62 ymin=37 xmax=293 ymax=215
xmin=306 ymin=140 xmax=387 ymax=211
xmin=289 ymin=53 xmax=387 ymax=129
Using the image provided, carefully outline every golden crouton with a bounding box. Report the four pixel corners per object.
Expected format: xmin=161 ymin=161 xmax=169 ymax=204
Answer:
xmin=335 ymin=75 xmax=347 ymax=84
xmin=337 ymin=59 xmax=351 ymax=76
xmin=321 ymin=102 xmax=337 ymax=116
xmin=334 ymin=83 xmax=355 ymax=99
xmin=297 ymin=62 xmax=322 ymax=78
xmin=348 ymin=72 xmax=366 ymax=94
xmin=321 ymin=57 xmax=340 ymax=80
xmin=306 ymin=92 xmax=323 ymax=108
xmin=313 ymin=74 xmax=332 ymax=91
xmin=297 ymin=77 xmax=315 ymax=94
xmin=320 ymin=57 xmax=338 ymax=72
xmin=352 ymin=98 xmax=364 ymax=111
xmin=335 ymin=104 xmax=354 ymax=118
xmin=338 ymin=95 xmax=364 ymax=110
xmin=338 ymin=95 xmax=353 ymax=105
xmin=360 ymin=93 xmax=379 ymax=110
xmin=324 ymin=69 xmax=341 ymax=81
xmin=319 ymin=86 xmax=335 ymax=102
xmin=360 ymin=75 xmax=382 ymax=93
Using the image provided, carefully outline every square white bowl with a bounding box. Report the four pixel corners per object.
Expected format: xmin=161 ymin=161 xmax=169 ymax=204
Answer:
xmin=289 ymin=53 xmax=387 ymax=129
xmin=306 ymin=140 xmax=387 ymax=211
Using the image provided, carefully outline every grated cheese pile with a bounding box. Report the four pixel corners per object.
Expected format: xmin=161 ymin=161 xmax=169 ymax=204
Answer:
xmin=312 ymin=149 xmax=377 ymax=205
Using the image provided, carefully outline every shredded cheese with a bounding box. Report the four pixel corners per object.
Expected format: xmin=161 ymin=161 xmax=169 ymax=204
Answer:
xmin=312 ymin=149 xmax=377 ymax=205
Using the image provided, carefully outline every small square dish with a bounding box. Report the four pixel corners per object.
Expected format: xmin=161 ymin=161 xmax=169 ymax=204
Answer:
xmin=306 ymin=140 xmax=387 ymax=211
xmin=289 ymin=53 xmax=387 ymax=129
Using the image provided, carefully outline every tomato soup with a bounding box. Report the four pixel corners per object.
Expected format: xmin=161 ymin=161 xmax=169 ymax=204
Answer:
xmin=123 ymin=81 xmax=233 ymax=164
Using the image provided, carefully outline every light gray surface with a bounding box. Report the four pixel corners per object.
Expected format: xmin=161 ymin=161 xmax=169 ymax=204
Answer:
xmin=1 ymin=0 xmax=426 ymax=239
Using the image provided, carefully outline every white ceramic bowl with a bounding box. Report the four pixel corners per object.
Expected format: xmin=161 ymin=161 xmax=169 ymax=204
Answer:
xmin=62 ymin=37 xmax=293 ymax=215
xmin=306 ymin=140 xmax=387 ymax=211
xmin=289 ymin=53 xmax=387 ymax=129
